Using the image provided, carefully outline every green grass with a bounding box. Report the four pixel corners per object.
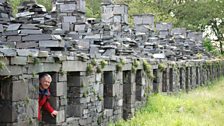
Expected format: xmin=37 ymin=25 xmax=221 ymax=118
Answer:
xmin=111 ymin=77 xmax=224 ymax=126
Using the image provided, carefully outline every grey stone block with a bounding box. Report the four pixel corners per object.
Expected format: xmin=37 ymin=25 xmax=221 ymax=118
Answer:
xmin=16 ymin=42 xmax=39 ymax=49
xmin=66 ymin=117 xmax=79 ymax=126
xmin=62 ymin=61 xmax=87 ymax=72
xmin=0 ymin=48 xmax=16 ymax=56
xmin=74 ymin=24 xmax=86 ymax=32
xmin=20 ymin=24 xmax=39 ymax=29
xmin=0 ymin=65 xmax=23 ymax=76
xmin=16 ymin=49 xmax=39 ymax=57
xmin=12 ymin=80 xmax=28 ymax=101
xmin=62 ymin=22 xmax=70 ymax=31
xmin=0 ymin=24 xmax=3 ymax=32
xmin=2 ymin=30 xmax=20 ymax=36
xmin=156 ymin=22 xmax=172 ymax=31
xmin=113 ymin=6 xmax=125 ymax=14
xmin=58 ymin=73 xmax=67 ymax=82
xmin=22 ymin=34 xmax=62 ymax=41
xmin=39 ymin=40 xmax=65 ymax=48
xmin=60 ymin=4 xmax=76 ymax=13
xmin=27 ymin=64 xmax=44 ymax=74
xmin=10 ymin=56 xmax=27 ymax=65
xmin=134 ymin=16 xmax=142 ymax=25
xmin=20 ymin=30 xmax=42 ymax=35
xmin=7 ymin=35 xmax=22 ymax=42
xmin=63 ymin=16 xmax=76 ymax=23
xmin=27 ymin=100 xmax=38 ymax=118
xmin=6 ymin=24 xmax=21 ymax=31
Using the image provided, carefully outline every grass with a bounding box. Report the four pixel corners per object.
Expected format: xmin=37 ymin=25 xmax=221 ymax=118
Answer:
xmin=111 ymin=77 xmax=224 ymax=126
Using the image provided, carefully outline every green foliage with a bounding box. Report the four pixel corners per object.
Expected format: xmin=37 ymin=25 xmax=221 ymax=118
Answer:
xmin=0 ymin=60 xmax=5 ymax=70
xmin=133 ymin=59 xmax=140 ymax=68
xmin=116 ymin=63 xmax=123 ymax=72
xmin=131 ymin=59 xmax=139 ymax=73
xmin=100 ymin=60 xmax=108 ymax=69
xmin=96 ymin=66 xmax=102 ymax=73
xmin=86 ymin=0 xmax=101 ymax=19
xmin=97 ymin=95 xmax=103 ymax=101
xmin=33 ymin=58 xmax=40 ymax=65
xmin=131 ymin=65 xmax=137 ymax=73
xmin=59 ymin=69 xmax=65 ymax=76
xmin=116 ymin=58 xmax=126 ymax=72
xmin=9 ymin=0 xmax=52 ymax=15
xmin=91 ymin=59 xmax=97 ymax=66
xmin=111 ymin=77 xmax=224 ymax=126
xmin=203 ymin=38 xmax=214 ymax=52
xmin=196 ymin=53 xmax=203 ymax=59
xmin=158 ymin=63 xmax=167 ymax=72
xmin=143 ymin=60 xmax=154 ymax=80
xmin=120 ymin=58 xmax=126 ymax=66
xmin=86 ymin=63 xmax=94 ymax=75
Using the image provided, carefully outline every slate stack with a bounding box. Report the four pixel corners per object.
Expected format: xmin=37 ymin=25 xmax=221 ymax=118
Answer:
xmin=156 ymin=22 xmax=172 ymax=39
xmin=0 ymin=0 xmax=12 ymax=24
xmin=56 ymin=0 xmax=86 ymax=32
xmin=1 ymin=1 xmax=64 ymax=51
xmin=0 ymin=0 xmax=13 ymax=46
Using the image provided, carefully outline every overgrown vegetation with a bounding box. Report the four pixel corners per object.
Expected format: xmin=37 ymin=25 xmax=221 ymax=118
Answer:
xmin=158 ymin=63 xmax=166 ymax=72
xmin=86 ymin=63 xmax=94 ymax=75
xmin=143 ymin=60 xmax=154 ymax=80
xmin=131 ymin=59 xmax=140 ymax=73
xmin=111 ymin=77 xmax=224 ymax=126
xmin=116 ymin=58 xmax=126 ymax=72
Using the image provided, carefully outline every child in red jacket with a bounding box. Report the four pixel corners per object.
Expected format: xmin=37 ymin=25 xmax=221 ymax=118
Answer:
xmin=38 ymin=74 xmax=58 ymax=121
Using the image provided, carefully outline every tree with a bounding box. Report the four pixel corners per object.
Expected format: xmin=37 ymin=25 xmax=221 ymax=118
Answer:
xmin=209 ymin=19 xmax=224 ymax=54
xmin=86 ymin=0 xmax=102 ymax=18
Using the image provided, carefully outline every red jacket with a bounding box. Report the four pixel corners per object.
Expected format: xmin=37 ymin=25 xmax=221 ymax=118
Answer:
xmin=38 ymin=89 xmax=54 ymax=121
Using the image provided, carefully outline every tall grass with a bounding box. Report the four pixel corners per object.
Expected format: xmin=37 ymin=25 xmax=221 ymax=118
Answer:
xmin=9 ymin=0 xmax=52 ymax=15
xmin=111 ymin=77 xmax=224 ymax=126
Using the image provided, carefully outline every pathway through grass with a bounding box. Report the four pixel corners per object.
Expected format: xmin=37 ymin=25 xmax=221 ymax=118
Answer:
xmin=111 ymin=77 xmax=224 ymax=126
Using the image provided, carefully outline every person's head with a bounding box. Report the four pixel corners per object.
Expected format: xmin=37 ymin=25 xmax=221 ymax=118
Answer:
xmin=39 ymin=74 xmax=52 ymax=90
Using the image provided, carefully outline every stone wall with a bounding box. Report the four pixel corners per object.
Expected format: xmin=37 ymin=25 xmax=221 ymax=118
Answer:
xmin=0 ymin=55 xmax=224 ymax=126
xmin=0 ymin=0 xmax=224 ymax=126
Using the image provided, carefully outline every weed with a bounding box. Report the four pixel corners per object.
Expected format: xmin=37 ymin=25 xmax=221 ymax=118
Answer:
xmin=91 ymin=59 xmax=97 ymax=66
xmin=100 ymin=60 xmax=107 ymax=69
xmin=143 ymin=60 xmax=154 ymax=80
xmin=86 ymin=63 xmax=94 ymax=75
xmin=96 ymin=66 xmax=102 ymax=73
xmin=158 ymin=63 xmax=167 ymax=72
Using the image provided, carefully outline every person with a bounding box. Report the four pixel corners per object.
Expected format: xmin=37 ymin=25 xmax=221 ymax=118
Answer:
xmin=38 ymin=73 xmax=58 ymax=121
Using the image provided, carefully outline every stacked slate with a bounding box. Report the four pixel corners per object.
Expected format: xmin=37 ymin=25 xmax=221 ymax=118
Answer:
xmin=0 ymin=0 xmax=211 ymax=61
xmin=0 ymin=1 xmax=64 ymax=52
xmin=100 ymin=3 xmax=136 ymax=57
xmin=101 ymin=4 xmax=128 ymax=25
xmin=133 ymin=14 xmax=154 ymax=33
xmin=56 ymin=0 xmax=86 ymax=32
xmin=0 ymin=0 xmax=13 ymax=47
xmin=0 ymin=0 xmax=12 ymax=24
xmin=156 ymin=22 xmax=172 ymax=39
